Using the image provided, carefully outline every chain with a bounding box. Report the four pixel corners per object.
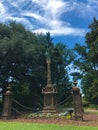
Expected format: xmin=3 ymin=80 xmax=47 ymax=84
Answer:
xmin=13 ymin=99 xmax=41 ymax=111
xmin=12 ymin=107 xmax=23 ymax=115
xmin=56 ymin=95 xmax=72 ymax=106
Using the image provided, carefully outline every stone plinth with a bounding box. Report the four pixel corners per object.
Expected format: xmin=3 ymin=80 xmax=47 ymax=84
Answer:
xmin=42 ymin=86 xmax=57 ymax=113
xmin=2 ymin=86 xmax=12 ymax=120
xmin=72 ymin=82 xmax=83 ymax=121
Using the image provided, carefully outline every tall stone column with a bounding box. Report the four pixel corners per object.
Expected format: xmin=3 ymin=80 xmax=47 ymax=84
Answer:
xmin=2 ymin=85 xmax=13 ymax=119
xmin=72 ymin=81 xmax=83 ymax=121
xmin=47 ymin=60 xmax=52 ymax=86
xmin=42 ymin=56 xmax=57 ymax=113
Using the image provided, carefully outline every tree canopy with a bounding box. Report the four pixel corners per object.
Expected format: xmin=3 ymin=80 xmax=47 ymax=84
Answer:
xmin=0 ymin=22 xmax=74 ymax=107
xmin=74 ymin=18 xmax=98 ymax=106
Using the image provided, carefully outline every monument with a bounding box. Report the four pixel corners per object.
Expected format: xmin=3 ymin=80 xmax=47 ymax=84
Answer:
xmin=42 ymin=47 xmax=57 ymax=113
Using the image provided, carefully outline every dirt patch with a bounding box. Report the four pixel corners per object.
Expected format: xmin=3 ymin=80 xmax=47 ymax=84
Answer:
xmin=0 ymin=113 xmax=98 ymax=126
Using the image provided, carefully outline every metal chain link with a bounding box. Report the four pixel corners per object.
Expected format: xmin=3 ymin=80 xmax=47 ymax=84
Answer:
xmin=13 ymin=99 xmax=41 ymax=111
xmin=12 ymin=107 xmax=23 ymax=115
xmin=56 ymin=95 xmax=72 ymax=106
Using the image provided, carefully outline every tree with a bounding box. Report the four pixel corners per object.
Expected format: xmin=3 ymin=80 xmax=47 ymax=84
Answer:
xmin=51 ymin=43 xmax=75 ymax=103
xmin=74 ymin=18 xmax=98 ymax=106
xmin=0 ymin=22 xmax=46 ymax=106
xmin=36 ymin=32 xmax=74 ymax=104
xmin=0 ymin=22 xmax=74 ymax=108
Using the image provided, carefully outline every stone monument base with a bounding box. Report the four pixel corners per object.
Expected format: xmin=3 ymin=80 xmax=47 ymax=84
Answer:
xmin=42 ymin=86 xmax=57 ymax=113
xmin=42 ymin=106 xmax=57 ymax=113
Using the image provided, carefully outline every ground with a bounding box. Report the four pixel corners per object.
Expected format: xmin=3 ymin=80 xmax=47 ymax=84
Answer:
xmin=0 ymin=112 xmax=98 ymax=126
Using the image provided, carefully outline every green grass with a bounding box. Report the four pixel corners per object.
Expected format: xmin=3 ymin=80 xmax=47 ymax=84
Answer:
xmin=84 ymin=108 xmax=98 ymax=114
xmin=0 ymin=122 xmax=98 ymax=130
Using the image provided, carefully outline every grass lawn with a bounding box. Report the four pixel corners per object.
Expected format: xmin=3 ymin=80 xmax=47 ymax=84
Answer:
xmin=84 ymin=108 xmax=98 ymax=114
xmin=0 ymin=122 xmax=98 ymax=130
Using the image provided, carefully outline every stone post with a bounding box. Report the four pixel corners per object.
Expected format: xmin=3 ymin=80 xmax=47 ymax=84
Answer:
xmin=2 ymin=85 xmax=13 ymax=119
xmin=72 ymin=81 xmax=83 ymax=121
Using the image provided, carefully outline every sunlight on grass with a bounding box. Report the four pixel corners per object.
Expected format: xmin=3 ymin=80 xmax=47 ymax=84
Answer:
xmin=84 ymin=108 xmax=98 ymax=114
xmin=0 ymin=122 xmax=98 ymax=130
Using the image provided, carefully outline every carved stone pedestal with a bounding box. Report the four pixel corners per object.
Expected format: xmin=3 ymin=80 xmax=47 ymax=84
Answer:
xmin=2 ymin=86 xmax=12 ymax=120
xmin=42 ymin=86 xmax=57 ymax=113
xmin=72 ymin=82 xmax=83 ymax=121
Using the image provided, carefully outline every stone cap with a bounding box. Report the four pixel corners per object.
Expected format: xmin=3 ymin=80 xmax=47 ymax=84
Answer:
xmin=5 ymin=85 xmax=12 ymax=95
xmin=42 ymin=86 xmax=57 ymax=94
xmin=73 ymin=86 xmax=80 ymax=90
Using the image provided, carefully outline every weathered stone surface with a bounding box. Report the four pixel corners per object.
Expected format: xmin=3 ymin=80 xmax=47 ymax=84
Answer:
xmin=42 ymin=57 xmax=57 ymax=113
xmin=72 ymin=81 xmax=83 ymax=121
xmin=2 ymin=85 xmax=12 ymax=120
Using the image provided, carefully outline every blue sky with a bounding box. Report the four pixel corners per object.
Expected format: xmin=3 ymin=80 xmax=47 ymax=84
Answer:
xmin=0 ymin=0 xmax=98 ymax=48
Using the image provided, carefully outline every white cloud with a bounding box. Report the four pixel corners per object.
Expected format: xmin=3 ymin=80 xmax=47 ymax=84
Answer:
xmin=0 ymin=0 xmax=98 ymax=37
xmin=0 ymin=2 xmax=5 ymax=14
xmin=22 ymin=3 xmax=86 ymax=36
xmin=23 ymin=13 xmax=47 ymax=23
xmin=34 ymin=26 xmax=86 ymax=37
xmin=73 ymin=0 xmax=98 ymax=18
xmin=4 ymin=16 xmax=24 ymax=22
xmin=29 ymin=0 xmax=86 ymax=36
xmin=87 ymin=0 xmax=98 ymax=4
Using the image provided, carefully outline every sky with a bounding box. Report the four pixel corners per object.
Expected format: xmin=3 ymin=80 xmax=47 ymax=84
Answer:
xmin=0 ymin=0 xmax=98 ymax=48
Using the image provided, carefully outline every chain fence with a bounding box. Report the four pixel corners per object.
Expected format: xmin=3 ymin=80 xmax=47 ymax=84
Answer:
xmin=12 ymin=99 xmax=42 ymax=115
xmin=56 ymin=95 xmax=72 ymax=106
